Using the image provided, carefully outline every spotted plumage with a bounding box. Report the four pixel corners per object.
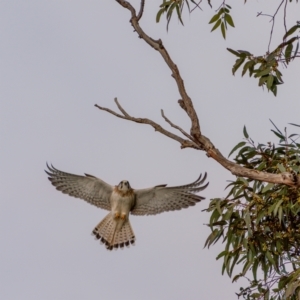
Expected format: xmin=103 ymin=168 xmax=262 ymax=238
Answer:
xmin=45 ymin=164 xmax=208 ymax=250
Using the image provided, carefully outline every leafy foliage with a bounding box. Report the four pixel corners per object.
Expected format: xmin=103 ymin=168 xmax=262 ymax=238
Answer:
xmin=227 ymin=23 xmax=300 ymax=96
xmin=156 ymin=0 xmax=300 ymax=95
xmin=208 ymin=3 xmax=234 ymax=39
xmin=204 ymin=123 xmax=300 ymax=299
xmin=156 ymin=0 xmax=196 ymax=30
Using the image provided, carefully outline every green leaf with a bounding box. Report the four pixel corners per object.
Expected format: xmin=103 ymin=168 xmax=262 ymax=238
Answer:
xmin=225 ymin=14 xmax=235 ymax=27
xmin=285 ymin=43 xmax=293 ymax=62
xmin=241 ymin=60 xmax=255 ymax=77
xmin=266 ymin=52 xmax=277 ymax=62
xmin=252 ymin=259 xmax=259 ymax=281
xmin=216 ymin=250 xmax=228 ymax=260
xmin=293 ymin=41 xmax=299 ymax=59
xmin=289 ymin=123 xmax=300 ymax=128
xmin=265 ymin=251 xmax=276 ymax=267
xmin=204 ymin=229 xmax=219 ymax=248
xmin=237 ymin=50 xmax=252 ymax=56
xmin=217 ymin=7 xmax=226 ymax=17
xmin=225 ymin=254 xmax=232 ymax=276
xmin=283 ymin=24 xmax=300 ymax=40
xmin=258 ymin=76 xmax=268 ymax=87
xmin=278 ymin=206 xmax=283 ymax=223
xmin=159 ymin=0 xmax=173 ymax=8
xmin=221 ymin=22 xmax=226 ymax=39
xmin=276 ymin=239 xmax=282 ymax=254
xmin=270 ymin=119 xmax=284 ymax=136
xmin=277 ymin=163 xmax=286 ymax=173
xmin=156 ymin=8 xmax=165 ymax=23
xmin=264 ymin=288 xmax=270 ymax=300
xmin=175 ymin=4 xmax=184 ymax=26
xmin=243 ymin=125 xmax=249 ymax=138
xmin=256 ymin=210 xmax=266 ymax=225
xmin=245 ymin=211 xmax=252 ymax=235
xmin=255 ymin=67 xmax=271 ymax=78
xmin=229 ymin=253 xmax=240 ymax=277
xmin=215 ymin=199 xmax=222 ymax=215
xmin=185 ymin=0 xmax=191 ymax=13
xmin=271 ymin=129 xmax=284 ymax=140
xmin=274 ymin=200 xmax=283 ymax=217
xmin=278 ymin=276 xmax=289 ymax=289
xmin=209 ymin=208 xmax=220 ymax=226
xmin=211 ymin=19 xmax=221 ymax=32
xmin=242 ymin=260 xmax=252 ymax=276
xmin=209 ymin=14 xmax=219 ymax=24
xmin=232 ymin=57 xmax=245 ymax=75
xmin=166 ymin=2 xmax=177 ymax=31
xmin=275 ymin=69 xmax=283 ymax=83
xmin=212 ymin=220 xmax=227 ymax=226
xmin=223 ymin=206 xmax=234 ymax=220
xmin=285 ymin=36 xmax=298 ymax=45
xmin=267 ymin=75 xmax=274 ymax=90
xmin=262 ymin=183 xmax=274 ymax=193
xmin=257 ymin=161 xmax=266 ymax=170
xmin=228 ymin=141 xmax=246 ymax=157
xmin=232 ymin=273 xmax=242 ymax=283
xmin=227 ymin=48 xmax=241 ymax=57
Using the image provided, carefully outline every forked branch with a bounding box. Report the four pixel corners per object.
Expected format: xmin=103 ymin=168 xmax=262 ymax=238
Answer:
xmin=95 ymin=99 xmax=200 ymax=150
xmin=95 ymin=0 xmax=300 ymax=187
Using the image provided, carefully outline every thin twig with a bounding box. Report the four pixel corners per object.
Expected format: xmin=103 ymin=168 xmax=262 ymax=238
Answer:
xmin=114 ymin=98 xmax=130 ymax=117
xmin=257 ymin=0 xmax=286 ymax=52
xmin=190 ymin=0 xmax=203 ymax=13
xmin=137 ymin=0 xmax=145 ymax=21
xmin=95 ymin=100 xmax=201 ymax=150
xmin=161 ymin=109 xmax=197 ymax=143
xmin=283 ymin=0 xmax=288 ymax=34
xmin=268 ymin=0 xmax=285 ymax=52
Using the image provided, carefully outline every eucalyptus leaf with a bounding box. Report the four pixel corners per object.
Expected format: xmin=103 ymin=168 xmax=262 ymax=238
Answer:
xmin=209 ymin=14 xmax=219 ymax=24
xmin=283 ymin=24 xmax=300 ymax=40
xmin=227 ymin=48 xmax=241 ymax=57
xmin=243 ymin=125 xmax=249 ymax=138
xmin=225 ymin=13 xmax=235 ymax=27
xmin=221 ymin=22 xmax=226 ymax=39
xmin=211 ymin=19 xmax=221 ymax=32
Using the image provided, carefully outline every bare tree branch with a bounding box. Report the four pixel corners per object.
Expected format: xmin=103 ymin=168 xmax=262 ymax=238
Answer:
xmin=95 ymin=0 xmax=300 ymax=188
xmin=95 ymin=99 xmax=200 ymax=150
xmin=161 ymin=109 xmax=197 ymax=143
xmin=115 ymin=0 xmax=202 ymax=142
xmin=256 ymin=0 xmax=288 ymax=52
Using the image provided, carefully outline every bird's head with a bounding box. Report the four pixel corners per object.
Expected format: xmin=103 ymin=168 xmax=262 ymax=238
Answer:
xmin=117 ymin=180 xmax=131 ymax=192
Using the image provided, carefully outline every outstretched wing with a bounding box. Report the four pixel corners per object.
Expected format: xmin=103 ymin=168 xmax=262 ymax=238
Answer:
xmin=45 ymin=164 xmax=113 ymax=210
xmin=131 ymin=173 xmax=208 ymax=216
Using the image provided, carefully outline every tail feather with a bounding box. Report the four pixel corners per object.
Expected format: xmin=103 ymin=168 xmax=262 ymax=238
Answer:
xmin=92 ymin=213 xmax=135 ymax=251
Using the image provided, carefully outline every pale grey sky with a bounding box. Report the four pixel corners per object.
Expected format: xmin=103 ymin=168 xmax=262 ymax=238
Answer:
xmin=1 ymin=1 xmax=299 ymax=299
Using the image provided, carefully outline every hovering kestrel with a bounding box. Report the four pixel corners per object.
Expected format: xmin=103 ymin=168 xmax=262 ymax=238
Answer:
xmin=45 ymin=164 xmax=208 ymax=250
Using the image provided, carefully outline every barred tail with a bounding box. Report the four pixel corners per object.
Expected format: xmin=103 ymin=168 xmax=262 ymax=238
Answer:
xmin=92 ymin=213 xmax=135 ymax=251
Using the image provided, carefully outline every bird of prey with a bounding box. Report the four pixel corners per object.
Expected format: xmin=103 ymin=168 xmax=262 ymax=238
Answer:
xmin=45 ymin=164 xmax=208 ymax=251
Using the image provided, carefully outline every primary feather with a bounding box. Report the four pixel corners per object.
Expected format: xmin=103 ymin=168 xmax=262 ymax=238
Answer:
xmin=45 ymin=163 xmax=112 ymax=210
xmin=131 ymin=173 xmax=208 ymax=216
